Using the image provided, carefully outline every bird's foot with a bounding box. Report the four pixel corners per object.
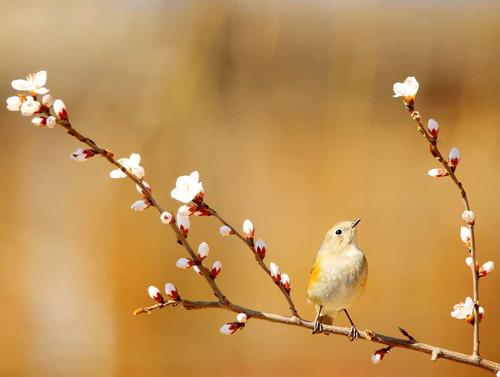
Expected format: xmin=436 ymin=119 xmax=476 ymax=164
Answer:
xmin=348 ymin=325 xmax=359 ymax=341
xmin=312 ymin=320 xmax=323 ymax=335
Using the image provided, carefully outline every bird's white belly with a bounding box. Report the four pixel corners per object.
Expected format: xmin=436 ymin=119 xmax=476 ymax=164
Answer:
xmin=309 ymin=250 xmax=367 ymax=316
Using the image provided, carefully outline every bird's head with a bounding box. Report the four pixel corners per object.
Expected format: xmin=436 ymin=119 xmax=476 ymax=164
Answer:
xmin=322 ymin=218 xmax=361 ymax=251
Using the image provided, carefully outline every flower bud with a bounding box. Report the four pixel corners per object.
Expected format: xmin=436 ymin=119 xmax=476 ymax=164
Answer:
xmin=236 ymin=313 xmax=247 ymax=323
xmin=148 ymin=285 xmax=165 ymax=304
xmin=371 ymin=347 xmax=390 ymax=364
xmin=427 ymin=119 xmax=439 ymax=138
xmin=31 ymin=116 xmax=47 ymax=127
xmin=428 ymin=168 xmax=449 ymax=177
xmin=6 ymin=96 xmax=22 ymax=111
xmin=71 ymin=148 xmax=96 ymax=161
xmin=220 ymin=322 xmax=241 ymax=335
xmin=165 ymin=283 xmax=180 ymax=300
xmin=178 ymin=204 xmax=196 ymax=216
xmin=193 ymin=265 xmax=202 ymax=275
xmin=136 ymin=181 xmax=152 ymax=195
xmin=42 ymin=94 xmax=54 ymax=107
xmin=478 ymin=261 xmax=494 ymax=277
xmin=219 ymin=225 xmax=233 ymax=236
xmin=254 ymin=239 xmax=266 ymax=259
xmin=280 ymin=273 xmax=291 ymax=293
xmin=448 ymin=147 xmax=460 ymax=167
xmin=130 ymin=199 xmax=150 ymax=211
xmin=176 ymin=213 xmax=190 ymax=238
xmin=53 ymin=99 xmax=68 ymax=120
xmin=176 ymin=258 xmax=194 ymax=269
xmin=211 ymin=261 xmax=222 ymax=278
xmin=465 ymin=256 xmax=474 ymax=267
xmin=461 ymin=210 xmax=475 ymax=225
xmin=197 ymin=242 xmax=209 ymax=260
xmin=46 ymin=116 xmax=56 ymax=128
xmin=270 ymin=262 xmax=281 ymax=283
xmin=460 ymin=226 xmax=471 ymax=244
xmin=160 ymin=211 xmax=174 ymax=224
xmin=242 ymin=219 xmax=254 ymax=239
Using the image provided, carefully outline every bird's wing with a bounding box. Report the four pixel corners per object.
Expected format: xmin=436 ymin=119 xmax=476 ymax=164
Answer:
xmin=307 ymin=256 xmax=322 ymax=291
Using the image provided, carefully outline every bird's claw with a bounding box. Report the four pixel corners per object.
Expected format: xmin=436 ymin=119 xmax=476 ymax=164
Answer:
xmin=347 ymin=326 xmax=359 ymax=341
xmin=312 ymin=321 xmax=323 ymax=334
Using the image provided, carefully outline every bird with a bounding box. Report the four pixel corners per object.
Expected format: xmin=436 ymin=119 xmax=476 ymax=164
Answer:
xmin=306 ymin=218 xmax=368 ymax=340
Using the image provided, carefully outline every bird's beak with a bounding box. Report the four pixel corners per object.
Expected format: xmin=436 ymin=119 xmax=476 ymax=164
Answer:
xmin=352 ymin=218 xmax=361 ymax=228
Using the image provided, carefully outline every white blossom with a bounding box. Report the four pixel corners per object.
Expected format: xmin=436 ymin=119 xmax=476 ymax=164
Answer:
xmin=20 ymin=96 xmax=41 ymax=116
xmin=6 ymin=96 xmax=22 ymax=111
xmin=451 ymin=297 xmax=474 ymax=320
xmin=170 ymin=171 xmax=204 ymax=203
xmin=109 ymin=153 xmax=145 ymax=179
xmin=392 ymin=76 xmax=419 ymax=98
xmin=130 ymin=199 xmax=150 ymax=211
xmin=197 ymin=242 xmax=209 ymax=260
xmin=11 ymin=70 xmax=49 ymax=94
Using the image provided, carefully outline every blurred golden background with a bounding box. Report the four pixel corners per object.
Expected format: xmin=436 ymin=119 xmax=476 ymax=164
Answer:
xmin=1 ymin=1 xmax=499 ymax=376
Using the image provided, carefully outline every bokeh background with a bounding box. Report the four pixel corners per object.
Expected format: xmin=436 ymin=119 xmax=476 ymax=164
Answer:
xmin=1 ymin=1 xmax=499 ymax=376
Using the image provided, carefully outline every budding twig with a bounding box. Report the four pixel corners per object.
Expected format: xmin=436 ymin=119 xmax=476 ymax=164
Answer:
xmin=407 ymin=109 xmax=481 ymax=358
xmin=199 ymin=201 xmax=299 ymax=317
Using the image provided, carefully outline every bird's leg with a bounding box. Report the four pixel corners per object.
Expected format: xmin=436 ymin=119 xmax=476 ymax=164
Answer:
xmin=312 ymin=305 xmax=323 ymax=334
xmin=344 ymin=309 xmax=359 ymax=341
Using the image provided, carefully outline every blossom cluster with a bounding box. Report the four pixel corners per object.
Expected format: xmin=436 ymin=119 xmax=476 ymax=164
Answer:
xmin=176 ymin=241 xmax=223 ymax=278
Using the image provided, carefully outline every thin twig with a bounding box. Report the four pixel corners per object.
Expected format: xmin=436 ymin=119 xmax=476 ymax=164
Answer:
xmin=407 ymin=109 xmax=481 ymax=357
xmin=200 ymin=201 xmax=299 ymax=317
xmin=133 ymin=298 xmax=500 ymax=374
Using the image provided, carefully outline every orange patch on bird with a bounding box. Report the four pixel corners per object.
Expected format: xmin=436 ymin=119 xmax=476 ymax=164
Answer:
xmin=308 ymin=258 xmax=322 ymax=289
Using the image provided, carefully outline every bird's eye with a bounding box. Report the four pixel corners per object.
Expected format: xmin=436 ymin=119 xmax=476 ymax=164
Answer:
xmin=335 ymin=229 xmax=342 ymax=235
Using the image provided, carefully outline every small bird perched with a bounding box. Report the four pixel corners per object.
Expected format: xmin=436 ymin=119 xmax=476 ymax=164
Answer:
xmin=307 ymin=219 xmax=368 ymax=340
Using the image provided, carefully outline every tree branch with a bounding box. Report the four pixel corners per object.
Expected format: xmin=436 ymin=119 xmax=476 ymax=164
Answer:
xmin=133 ymin=298 xmax=500 ymax=374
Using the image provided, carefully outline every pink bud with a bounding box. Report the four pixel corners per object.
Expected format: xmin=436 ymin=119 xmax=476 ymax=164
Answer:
xmin=448 ymin=147 xmax=460 ymax=167
xmin=255 ymin=239 xmax=266 ymax=259
xmin=130 ymin=199 xmax=150 ymax=212
xmin=460 ymin=226 xmax=471 ymax=244
xmin=165 ymin=283 xmax=180 ymax=300
xmin=42 ymin=94 xmax=54 ymax=107
xmin=71 ymin=148 xmax=96 ymax=161
xmin=197 ymin=242 xmax=209 ymax=260
xmin=427 ymin=119 xmax=439 ymax=138
xmin=176 ymin=213 xmax=190 ymax=238
xmin=220 ymin=322 xmax=242 ymax=335
xmin=461 ymin=210 xmax=475 ymax=225
xmin=31 ymin=116 xmax=47 ymax=127
xmin=160 ymin=211 xmax=174 ymax=224
xmin=211 ymin=261 xmax=222 ymax=278
xmin=242 ymin=219 xmax=254 ymax=239
xmin=270 ymin=262 xmax=281 ymax=283
xmin=53 ymin=99 xmax=68 ymax=120
xmin=148 ymin=285 xmax=165 ymax=304
xmin=428 ymin=168 xmax=449 ymax=177
xmin=479 ymin=261 xmax=494 ymax=277
xmin=236 ymin=313 xmax=247 ymax=323
xmin=219 ymin=225 xmax=233 ymax=236
xmin=176 ymin=257 xmax=194 ymax=269
xmin=280 ymin=273 xmax=291 ymax=293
